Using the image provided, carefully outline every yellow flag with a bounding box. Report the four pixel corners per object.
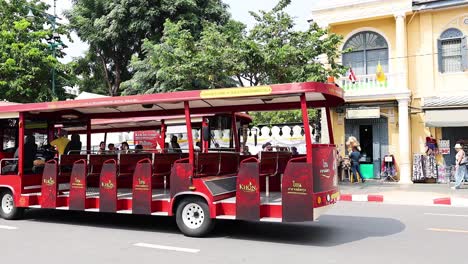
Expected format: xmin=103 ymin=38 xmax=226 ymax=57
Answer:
xmin=376 ymin=62 xmax=386 ymax=83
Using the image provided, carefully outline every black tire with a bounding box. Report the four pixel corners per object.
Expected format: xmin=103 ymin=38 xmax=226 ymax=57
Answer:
xmin=175 ymin=197 xmax=215 ymax=237
xmin=0 ymin=190 xmax=24 ymax=220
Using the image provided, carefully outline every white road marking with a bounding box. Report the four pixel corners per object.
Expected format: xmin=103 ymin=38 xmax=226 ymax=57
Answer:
xmin=133 ymin=243 xmax=200 ymax=253
xmin=0 ymin=225 xmax=18 ymax=230
xmin=424 ymin=213 xmax=468 ymax=218
xmin=427 ymin=228 xmax=468 ymax=234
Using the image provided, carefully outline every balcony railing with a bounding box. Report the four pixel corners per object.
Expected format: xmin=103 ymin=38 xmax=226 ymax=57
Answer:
xmin=338 ymin=72 xmax=406 ymax=97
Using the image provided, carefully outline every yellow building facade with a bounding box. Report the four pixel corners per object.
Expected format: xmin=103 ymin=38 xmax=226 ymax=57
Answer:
xmin=312 ymin=0 xmax=468 ymax=183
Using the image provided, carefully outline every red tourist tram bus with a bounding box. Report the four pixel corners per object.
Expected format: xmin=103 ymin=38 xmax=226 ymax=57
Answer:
xmin=0 ymin=81 xmax=343 ymax=237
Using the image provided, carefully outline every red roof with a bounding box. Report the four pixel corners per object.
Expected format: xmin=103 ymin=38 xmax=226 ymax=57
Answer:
xmin=0 ymin=82 xmax=344 ymax=118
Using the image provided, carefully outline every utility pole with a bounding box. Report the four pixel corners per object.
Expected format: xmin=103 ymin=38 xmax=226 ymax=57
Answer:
xmin=27 ymin=0 xmax=62 ymax=99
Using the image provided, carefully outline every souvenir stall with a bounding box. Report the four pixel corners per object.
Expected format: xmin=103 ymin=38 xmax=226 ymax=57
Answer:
xmin=412 ymin=136 xmax=438 ymax=183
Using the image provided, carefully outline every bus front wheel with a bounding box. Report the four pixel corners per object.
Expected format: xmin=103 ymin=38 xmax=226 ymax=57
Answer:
xmin=0 ymin=190 xmax=24 ymax=220
xmin=176 ymin=197 xmax=214 ymax=237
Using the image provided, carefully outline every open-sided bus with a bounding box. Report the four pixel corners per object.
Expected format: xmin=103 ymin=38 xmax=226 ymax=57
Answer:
xmin=0 ymin=81 xmax=343 ymax=237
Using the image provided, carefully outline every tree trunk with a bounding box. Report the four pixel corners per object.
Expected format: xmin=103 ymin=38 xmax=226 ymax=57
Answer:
xmin=112 ymin=58 xmax=121 ymax=96
xmin=99 ymin=53 xmax=113 ymax=96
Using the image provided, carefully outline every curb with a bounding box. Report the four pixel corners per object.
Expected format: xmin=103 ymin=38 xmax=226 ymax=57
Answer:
xmin=433 ymin=197 xmax=468 ymax=207
xmin=339 ymin=194 xmax=384 ymax=202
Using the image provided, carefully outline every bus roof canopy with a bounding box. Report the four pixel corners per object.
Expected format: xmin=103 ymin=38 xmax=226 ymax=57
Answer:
xmin=0 ymin=82 xmax=343 ymax=119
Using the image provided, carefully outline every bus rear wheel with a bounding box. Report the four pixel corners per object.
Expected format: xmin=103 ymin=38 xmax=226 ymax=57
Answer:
xmin=176 ymin=197 xmax=214 ymax=237
xmin=0 ymin=190 xmax=24 ymax=220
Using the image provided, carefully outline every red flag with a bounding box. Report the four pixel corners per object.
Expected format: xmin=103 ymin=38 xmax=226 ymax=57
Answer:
xmin=348 ymin=67 xmax=357 ymax=83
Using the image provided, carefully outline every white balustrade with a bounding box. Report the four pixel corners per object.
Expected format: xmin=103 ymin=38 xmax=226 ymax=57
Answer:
xmin=338 ymin=72 xmax=406 ymax=96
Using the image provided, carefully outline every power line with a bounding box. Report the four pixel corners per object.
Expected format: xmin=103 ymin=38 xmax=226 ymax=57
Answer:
xmin=341 ymin=48 xmax=463 ymax=65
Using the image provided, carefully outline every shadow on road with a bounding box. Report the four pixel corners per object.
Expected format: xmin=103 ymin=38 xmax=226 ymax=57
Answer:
xmin=216 ymin=215 xmax=405 ymax=246
xmin=23 ymin=210 xmax=405 ymax=247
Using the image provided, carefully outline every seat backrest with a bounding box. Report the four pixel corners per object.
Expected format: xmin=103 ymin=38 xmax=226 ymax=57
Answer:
xmin=120 ymin=153 xmax=152 ymax=174
xmin=276 ymin=152 xmax=292 ymax=174
xmin=60 ymin=155 xmax=87 ymax=167
xmin=219 ymin=153 xmax=240 ymax=175
xmin=89 ymin=155 xmax=117 ymax=174
xmin=153 ymin=153 xmax=183 ymax=175
xmin=195 ymin=153 xmax=220 ymax=176
xmin=259 ymin=152 xmax=278 ymax=175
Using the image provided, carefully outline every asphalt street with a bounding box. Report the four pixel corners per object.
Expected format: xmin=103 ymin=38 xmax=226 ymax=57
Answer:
xmin=1 ymin=203 xmax=467 ymax=264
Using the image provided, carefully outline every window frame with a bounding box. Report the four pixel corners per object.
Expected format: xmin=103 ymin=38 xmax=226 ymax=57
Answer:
xmin=438 ymin=28 xmax=467 ymax=73
xmin=342 ymin=31 xmax=389 ymax=75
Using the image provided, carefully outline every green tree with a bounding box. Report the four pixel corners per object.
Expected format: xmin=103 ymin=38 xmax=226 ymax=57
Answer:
xmin=121 ymin=19 xmax=244 ymax=94
xmin=67 ymin=0 xmax=230 ymax=96
xmin=122 ymin=0 xmax=345 ymax=124
xmin=0 ymin=0 xmax=69 ymax=103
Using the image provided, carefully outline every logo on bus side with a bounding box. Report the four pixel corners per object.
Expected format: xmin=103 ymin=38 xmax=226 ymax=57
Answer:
xmin=43 ymin=177 xmax=55 ymax=186
xmin=135 ymin=178 xmax=150 ymax=191
xmin=71 ymin=177 xmax=84 ymax=189
xmin=101 ymin=180 xmax=115 ymax=190
xmin=239 ymin=181 xmax=257 ymax=193
xmin=320 ymin=159 xmax=330 ymax=178
xmin=287 ymin=180 xmax=307 ymax=195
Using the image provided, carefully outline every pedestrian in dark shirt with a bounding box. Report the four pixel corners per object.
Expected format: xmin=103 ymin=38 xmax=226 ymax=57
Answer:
xmin=350 ymin=146 xmax=365 ymax=183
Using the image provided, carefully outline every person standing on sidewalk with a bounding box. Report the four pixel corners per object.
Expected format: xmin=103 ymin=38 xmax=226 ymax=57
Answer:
xmin=452 ymin=143 xmax=467 ymax=189
xmin=350 ymin=146 xmax=365 ymax=183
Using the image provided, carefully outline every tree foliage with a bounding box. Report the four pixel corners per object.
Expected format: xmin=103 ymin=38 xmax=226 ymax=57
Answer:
xmin=67 ymin=0 xmax=230 ymax=96
xmin=123 ymin=0 xmax=346 ymax=95
xmin=0 ymin=0 xmax=70 ymax=103
xmin=121 ymin=0 xmax=345 ymax=125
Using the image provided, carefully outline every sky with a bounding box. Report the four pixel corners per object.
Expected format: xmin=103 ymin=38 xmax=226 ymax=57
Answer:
xmin=42 ymin=0 xmax=325 ymax=62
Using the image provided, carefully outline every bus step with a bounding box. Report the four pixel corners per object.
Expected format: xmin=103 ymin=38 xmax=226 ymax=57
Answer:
xmin=216 ymin=215 xmax=235 ymax=220
xmin=151 ymin=212 xmax=169 ymax=216
xmin=259 ymin=217 xmax=282 ymax=222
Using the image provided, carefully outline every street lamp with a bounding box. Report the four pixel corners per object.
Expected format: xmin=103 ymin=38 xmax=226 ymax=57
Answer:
xmin=26 ymin=0 xmax=63 ymax=99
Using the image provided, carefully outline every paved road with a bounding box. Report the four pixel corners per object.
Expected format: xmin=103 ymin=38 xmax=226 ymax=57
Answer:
xmin=1 ymin=203 xmax=468 ymax=264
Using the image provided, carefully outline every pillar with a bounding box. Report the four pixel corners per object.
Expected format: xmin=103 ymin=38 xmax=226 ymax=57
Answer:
xmin=398 ymin=98 xmax=412 ymax=184
xmin=394 ymin=12 xmax=408 ymax=88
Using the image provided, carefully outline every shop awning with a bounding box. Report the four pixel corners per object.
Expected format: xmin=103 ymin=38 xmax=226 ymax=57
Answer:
xmin=425 ymin=109 xmax=468 ymax=127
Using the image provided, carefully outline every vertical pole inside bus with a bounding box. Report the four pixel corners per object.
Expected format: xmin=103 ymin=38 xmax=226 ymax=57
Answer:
xmin=160 ymin=120 xmax=166 ymax=152
xmin=231 ymin=112 xmax=239 ymax=152
xmin=184 ymin=101 xmax=194 ymax=165
xmin=86 ymin=119 xmax=91 ymax=153
xmin=300 ymin=94 xmax=312 ymax=163
xmin=18 ymin=113 xmax=25 ymax=178
xmin=325 ymin=107 xmax=334 ymax=144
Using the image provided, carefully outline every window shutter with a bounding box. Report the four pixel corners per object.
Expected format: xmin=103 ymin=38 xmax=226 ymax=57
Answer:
xmin=437 ymin=39 xmax=443 ymax=73
xmin=462 ymin=36 xmax=468 ymax=71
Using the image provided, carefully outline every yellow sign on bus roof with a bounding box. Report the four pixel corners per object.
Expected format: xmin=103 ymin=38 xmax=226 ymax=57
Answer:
xmin=200 ymin=86 xmax=272 ymax=99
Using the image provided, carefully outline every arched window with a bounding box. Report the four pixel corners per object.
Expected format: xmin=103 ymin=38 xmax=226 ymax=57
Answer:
xmin=438 ymin=28 xmax=466 ymax=73
xmin=342 ymin=31 xmax=389 ymax=75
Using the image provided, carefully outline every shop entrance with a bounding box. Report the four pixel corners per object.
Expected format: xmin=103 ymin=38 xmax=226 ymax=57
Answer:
xmin=359 ymin=125 xmax=373 ymax=162
xmin=442 ymin=127 xmax=468 ymax=166
xmin=345 ymin=117 xmax=388 ymax=178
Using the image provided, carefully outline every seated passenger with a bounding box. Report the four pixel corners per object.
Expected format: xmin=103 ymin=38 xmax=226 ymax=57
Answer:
xmin=135 ymin=144 xmax=144 ymax=153
xmin=97 ymin=141 xmax=106 ymax=154
xmin=50 ymin=131 xmax=70 ymax=155
xmin=242 ymin=145 xmax=251 ymax=155
xmin=120 ymin=142 xmax=130 ymax=154
xmin=262 ymin=142 xmax=273 ymax=152
xmin=291 ymin=146 xmax=299 ymax=155
xmin=170 ymin=136 xmax=182 ymax=153
xmin=24 ymin=135 xmax=38 ymax=173
xmin=2 ymin=135 xmax=38 ymax=174
xmin=195 ymin=141 xmax=201 ymax=152
xmin=107 ymin=143 xmax=116 ymax=154
xmin=64 ymin=134 xmax=82 ymax=155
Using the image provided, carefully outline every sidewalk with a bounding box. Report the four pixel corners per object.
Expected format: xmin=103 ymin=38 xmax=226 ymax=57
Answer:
xmin=338 ymin=180 xmax=468 ymax=207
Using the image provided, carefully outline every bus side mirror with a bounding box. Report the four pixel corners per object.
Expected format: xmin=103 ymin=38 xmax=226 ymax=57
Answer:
xmin=202 ymin=127 xmax=210 ymax=142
